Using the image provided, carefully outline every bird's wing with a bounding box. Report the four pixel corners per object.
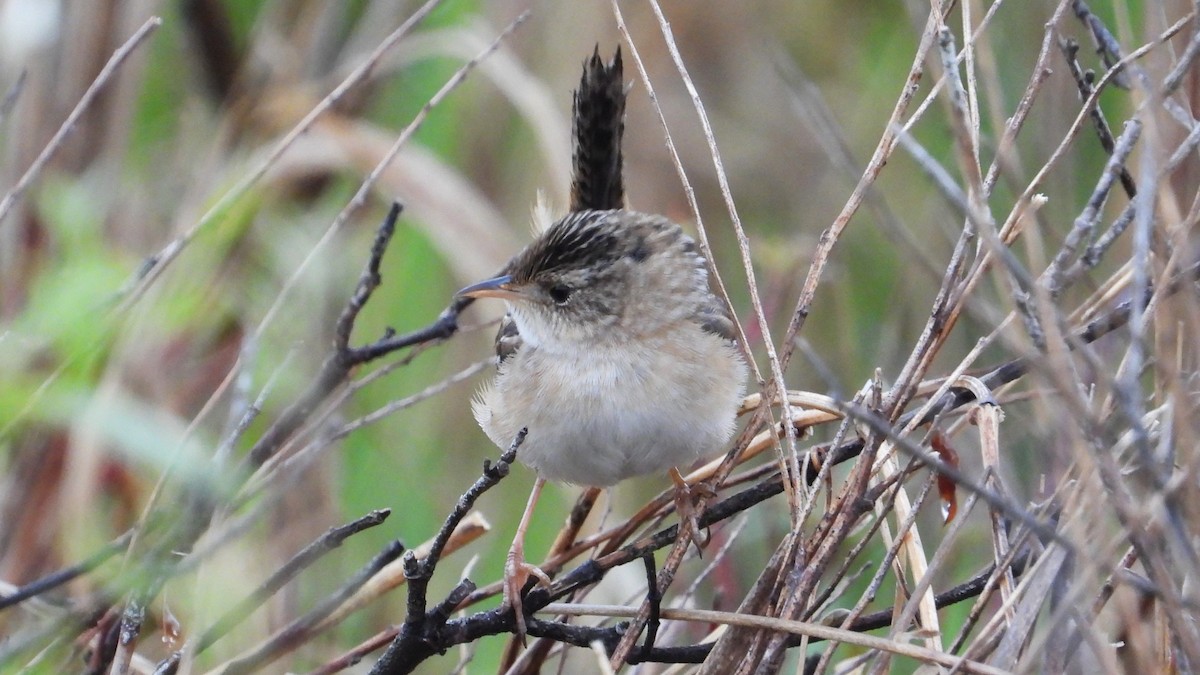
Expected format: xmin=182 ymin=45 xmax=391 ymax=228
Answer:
xmin=693 ymin=295 xmax=739 ymax=343
xmin=495 ymin=313 xmax=524 ymax=365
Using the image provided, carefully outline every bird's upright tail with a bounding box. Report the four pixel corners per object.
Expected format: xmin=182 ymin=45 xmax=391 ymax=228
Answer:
xmin=569 ymin=46 xmax=627 ymax=213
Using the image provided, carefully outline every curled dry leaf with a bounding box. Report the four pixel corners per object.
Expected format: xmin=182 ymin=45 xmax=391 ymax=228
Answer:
xmin=160 ymin=603 xmax=181 ymax=648
xmin=930 ymin=431 xmax=959 ymax=525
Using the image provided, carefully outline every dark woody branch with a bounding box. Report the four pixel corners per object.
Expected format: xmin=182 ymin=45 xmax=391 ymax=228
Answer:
xmin=247 ymin=201 xmax=471 ymax=469
xmin=368 ymin=430 xmax=526 ymax=675
xmin=361 ymin=434 xmax=956 ymax=671
xmin=361 ymin=464 xmax=1034 ymax=671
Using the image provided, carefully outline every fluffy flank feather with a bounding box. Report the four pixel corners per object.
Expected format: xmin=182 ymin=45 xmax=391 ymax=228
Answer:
xmin=471 ymin=381 xmax=494 ymax=429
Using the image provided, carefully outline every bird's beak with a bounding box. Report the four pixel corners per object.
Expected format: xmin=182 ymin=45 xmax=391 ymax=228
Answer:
xmin=456 ymin=274 xmax=523 ymax=301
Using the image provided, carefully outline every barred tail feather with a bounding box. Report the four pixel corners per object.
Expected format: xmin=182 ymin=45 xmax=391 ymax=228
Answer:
xmin=569 ymin=46 xmax=626 ymax=212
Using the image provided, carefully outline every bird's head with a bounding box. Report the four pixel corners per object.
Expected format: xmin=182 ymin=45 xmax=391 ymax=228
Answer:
xmin=457 ymin=210 xmax=710 ymax=349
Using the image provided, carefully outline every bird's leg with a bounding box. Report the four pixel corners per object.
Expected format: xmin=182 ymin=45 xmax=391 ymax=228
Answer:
xmin=669 ymin=467 xmax=713 ymax=551
xmin=505 ymin=476 xmax=553 ymax=643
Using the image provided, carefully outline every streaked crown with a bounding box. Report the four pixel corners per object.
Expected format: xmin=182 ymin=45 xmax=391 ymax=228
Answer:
xmin=500 ymin=210 xmax=711 ymax=347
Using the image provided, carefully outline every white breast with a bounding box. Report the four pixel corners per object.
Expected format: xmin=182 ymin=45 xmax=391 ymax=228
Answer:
xmin=473 ymin=328 xmax=747 ymax=487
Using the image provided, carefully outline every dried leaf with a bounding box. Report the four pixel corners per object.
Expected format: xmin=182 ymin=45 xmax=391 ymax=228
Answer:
xmin=930 ymin=431 xmax=959 ymax=524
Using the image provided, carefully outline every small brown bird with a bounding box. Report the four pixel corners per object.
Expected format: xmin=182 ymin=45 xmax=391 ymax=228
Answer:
xmin=457 ymin=47 xmax=747 ymax=639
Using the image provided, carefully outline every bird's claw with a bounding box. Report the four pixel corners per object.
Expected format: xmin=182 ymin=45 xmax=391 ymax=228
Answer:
xmin=504 ymin=546 xmax=552 ymax=644
xmin=670 ymin=468 xmax=712 ymax=552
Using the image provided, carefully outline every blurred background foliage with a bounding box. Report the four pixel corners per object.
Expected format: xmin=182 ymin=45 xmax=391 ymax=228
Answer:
xmin=0 ymin=0 xmax=1190 ymax=672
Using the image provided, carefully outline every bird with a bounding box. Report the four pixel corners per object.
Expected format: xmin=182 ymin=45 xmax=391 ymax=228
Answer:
xmin=456 ymin=46 xmax=747 ymax=641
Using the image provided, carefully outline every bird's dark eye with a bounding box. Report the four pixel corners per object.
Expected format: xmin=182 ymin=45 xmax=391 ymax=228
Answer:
xmin=548 ymin=284 xmax=572 ymax=305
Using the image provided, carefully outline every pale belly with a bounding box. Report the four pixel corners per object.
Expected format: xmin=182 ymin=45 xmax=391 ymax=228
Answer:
xmin=472 ymin=336 xmax=746 ymax=487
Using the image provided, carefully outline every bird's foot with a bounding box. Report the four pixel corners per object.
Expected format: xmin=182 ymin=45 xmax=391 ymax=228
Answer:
xmin=669 ymin=467 xmax=713 ymax=552
xmin=504 ymin=543 xmax=552 ymax=644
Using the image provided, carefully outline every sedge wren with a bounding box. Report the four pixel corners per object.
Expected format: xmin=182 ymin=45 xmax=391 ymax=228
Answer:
xmin=457 ymin=47 xmax=747 ymax=638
